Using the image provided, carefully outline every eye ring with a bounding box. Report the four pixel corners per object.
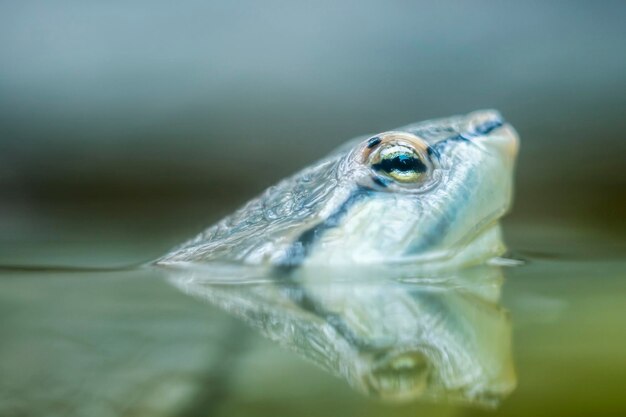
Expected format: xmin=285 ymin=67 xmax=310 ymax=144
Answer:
xmin=361 ymin=132 xmax=433 ymax=186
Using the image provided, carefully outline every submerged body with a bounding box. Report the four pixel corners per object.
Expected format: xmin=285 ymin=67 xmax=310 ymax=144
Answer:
xmin=158 ymin=110 xmax=518 ymax=268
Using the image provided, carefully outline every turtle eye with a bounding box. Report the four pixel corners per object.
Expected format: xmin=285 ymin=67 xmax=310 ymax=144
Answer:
xmin=372 ymin=145 xmax=427 ymax=183
xmin=363 ymin=132 xmax=432 ymax=185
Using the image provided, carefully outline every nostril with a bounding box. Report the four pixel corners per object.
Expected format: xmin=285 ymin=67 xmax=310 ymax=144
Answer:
xmin=468 ymin=109 xmax=505 ymax=136
xmin=474 ymin=118 xmax=504 ymax=135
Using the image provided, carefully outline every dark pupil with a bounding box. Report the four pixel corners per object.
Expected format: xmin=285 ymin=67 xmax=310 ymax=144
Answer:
xmin=374 ymin=153 xmax=426 ymax=174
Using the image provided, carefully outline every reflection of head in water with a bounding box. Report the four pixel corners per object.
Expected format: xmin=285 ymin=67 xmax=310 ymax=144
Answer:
xmin=167 ymin=263 xmax=516 ymax=406
xmin=161 ymin=111 xmax=520 ymax=405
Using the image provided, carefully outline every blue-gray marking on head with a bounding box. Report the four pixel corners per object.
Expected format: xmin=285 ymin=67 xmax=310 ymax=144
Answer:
xmin=367 ymin=136 xmax=382 ymax=149
xmin=278 ymin=187 xmax=373 ymax=268
xmin=474 ymin=118 xmax=504 ymax=135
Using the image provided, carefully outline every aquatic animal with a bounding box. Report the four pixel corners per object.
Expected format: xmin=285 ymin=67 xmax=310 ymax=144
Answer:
xmin=159 ymin=110 xmax=518 ymax=268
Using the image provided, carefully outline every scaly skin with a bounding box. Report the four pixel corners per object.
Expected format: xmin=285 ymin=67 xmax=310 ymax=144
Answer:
xmin=158 ymin=110 xmax=518 ymax=268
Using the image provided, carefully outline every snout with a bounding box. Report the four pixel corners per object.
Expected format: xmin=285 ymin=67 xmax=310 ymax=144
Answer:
xmin=469 ymin=110 xmax=519 ymax=166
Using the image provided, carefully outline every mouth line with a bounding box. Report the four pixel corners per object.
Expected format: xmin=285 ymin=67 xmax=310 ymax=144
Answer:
xmin=401 ymin=198 xmax=507 ymax=261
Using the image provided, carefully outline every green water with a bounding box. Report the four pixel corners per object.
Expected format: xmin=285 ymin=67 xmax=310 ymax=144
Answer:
xmin=0 ymin=208 xmax=624 ymax=417
xmin=1 ymin=1 xmax=624 ymax=415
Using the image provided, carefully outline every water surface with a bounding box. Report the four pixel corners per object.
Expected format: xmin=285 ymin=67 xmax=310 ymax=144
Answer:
xmin=1 ymin=214 xmax=624 ymax=417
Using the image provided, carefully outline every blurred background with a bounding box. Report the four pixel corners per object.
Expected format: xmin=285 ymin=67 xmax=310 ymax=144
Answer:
xmin=0 ymin=0 xmax=624 ymax=263
xmin=1 ymin=3 xmax=626 ymax=417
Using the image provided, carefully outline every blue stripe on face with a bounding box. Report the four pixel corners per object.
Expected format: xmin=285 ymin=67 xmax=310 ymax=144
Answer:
xmin=433 ymin=116 xmax=505 ymax=151
xmin=278 ymin=187 xmax=372 ymax=268
xmin=372 ymin=176 xmax=389 ymax=188
xmin=403 ymin=145 xmax=480 ymax=255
